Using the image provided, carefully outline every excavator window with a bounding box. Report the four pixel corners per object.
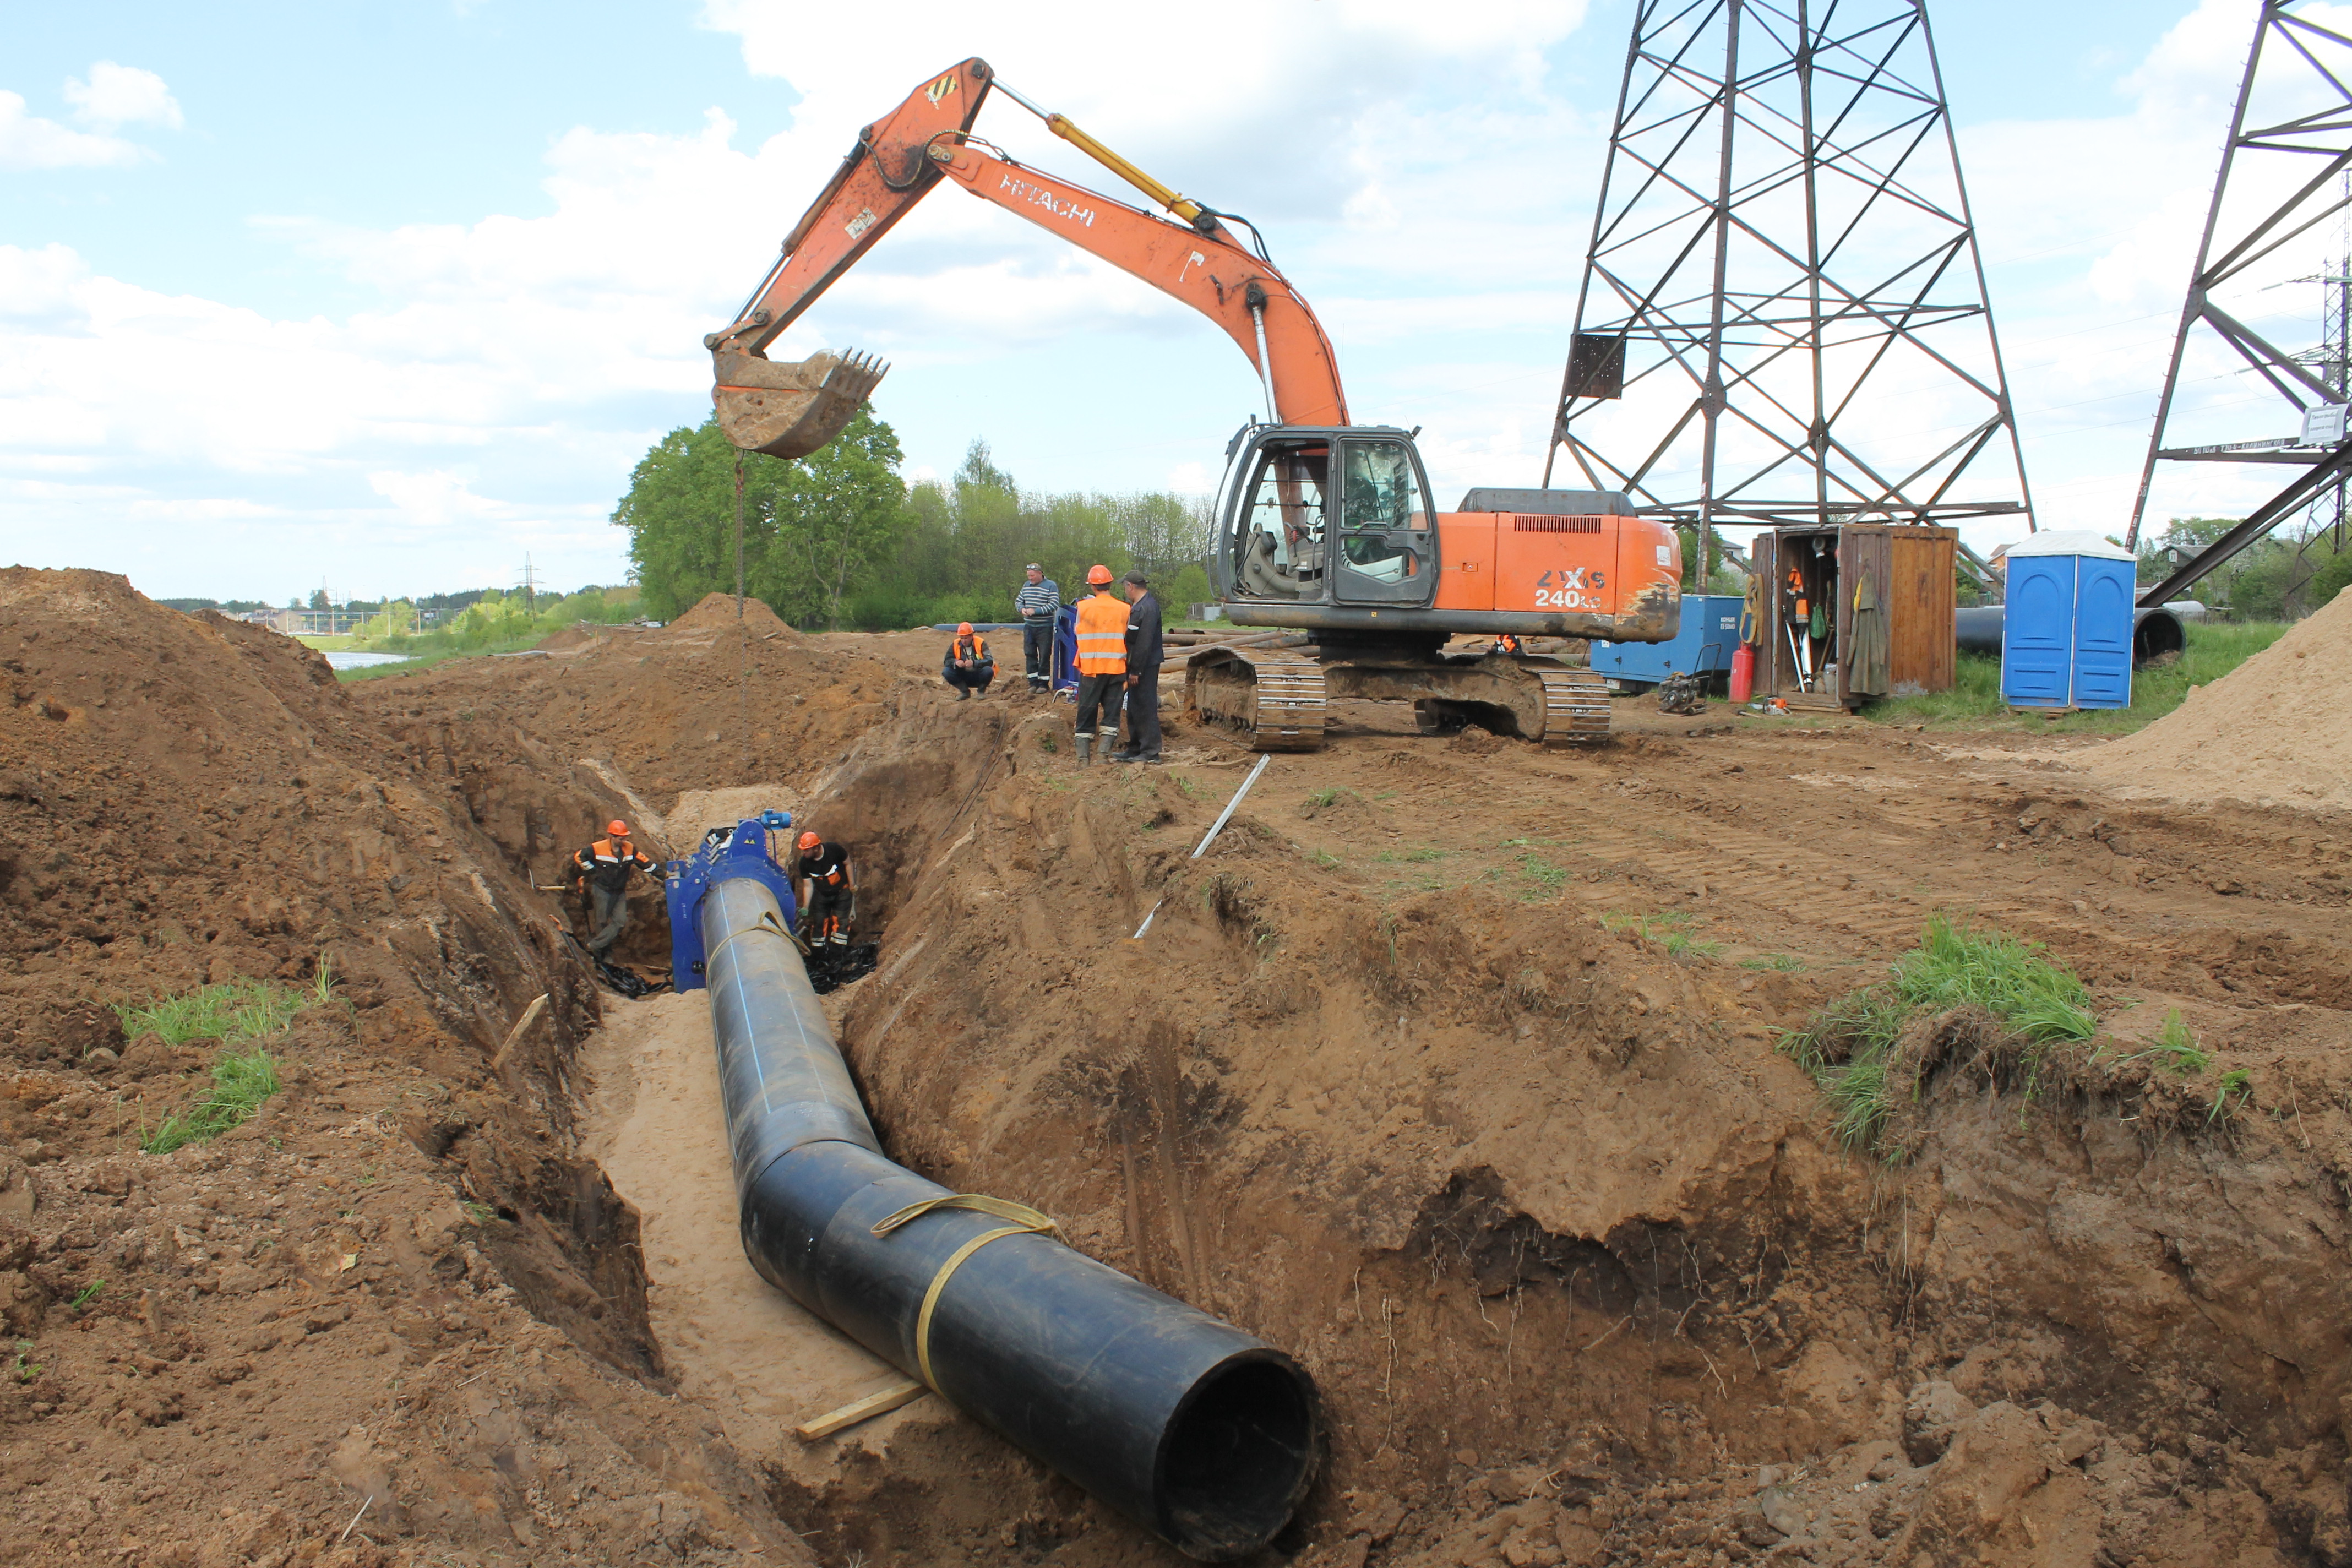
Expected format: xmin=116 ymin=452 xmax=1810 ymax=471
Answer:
xmin=1233 ymin=444 xmax=1330 ymax=600
xmin=1331 ymin=439 xmax=1435 ymax=603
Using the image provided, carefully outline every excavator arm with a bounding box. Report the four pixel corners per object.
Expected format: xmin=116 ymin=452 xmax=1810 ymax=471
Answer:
xmin=709 ymin=57 xmax=1348 ymax=456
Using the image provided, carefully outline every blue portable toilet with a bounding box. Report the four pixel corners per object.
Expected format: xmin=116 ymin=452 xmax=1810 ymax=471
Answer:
xmin=1589 ymin=592 xmax=1744 ymax=692
xmin=2000 ymin=531 xmax=2137 ymax=710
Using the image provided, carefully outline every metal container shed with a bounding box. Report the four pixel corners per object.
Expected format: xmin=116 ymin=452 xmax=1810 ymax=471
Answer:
xmin=1589 ymin=592 xmax=1744 ymax=692
xmin=2000 ymin=531 xmax=2136 ymax=710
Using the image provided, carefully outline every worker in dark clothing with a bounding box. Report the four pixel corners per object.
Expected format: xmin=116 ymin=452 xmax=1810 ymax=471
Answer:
xmin=571 ymin=819 xmax=659 ymax=956
xmin=793 ymin=831 xmax=856 ymax=951
xmin=1111 ymin=569 xmax=1164 ymax=764
xmin=941 ymin=621 xmax=996 ymax=699
xmin=1015 ymin=563 xmax=1060 ymax=693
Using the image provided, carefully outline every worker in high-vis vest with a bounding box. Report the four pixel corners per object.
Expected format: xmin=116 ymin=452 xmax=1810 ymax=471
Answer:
xmin=570 ymin=819 xmax=658 ymax=956
xmin=1071 ymin=564 xmax=1129 ymax=765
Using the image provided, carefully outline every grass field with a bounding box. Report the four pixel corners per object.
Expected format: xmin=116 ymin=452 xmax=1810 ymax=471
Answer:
xmin=1865 ymin=620 xmax=2288 ymax=736
xmin=294 ymin=634 xmax=357 ymax=651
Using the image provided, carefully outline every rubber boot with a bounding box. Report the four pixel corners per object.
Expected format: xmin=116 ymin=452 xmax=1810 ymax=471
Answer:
xmin=1075 ymin=733 xmax=1093 ymax=766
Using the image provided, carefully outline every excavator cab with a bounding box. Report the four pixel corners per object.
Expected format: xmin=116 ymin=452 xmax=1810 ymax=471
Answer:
xmin=1216 ymin=424 xmax=1439 ymax=611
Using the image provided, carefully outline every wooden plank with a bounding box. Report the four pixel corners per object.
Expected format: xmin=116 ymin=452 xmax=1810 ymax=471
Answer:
xmin=488 ymin=994 xmax=548 ymax=1071
xmin=794 ymin=1379 xmax=928 ymax=1441
xmin=1752 ymin=532 xmax=1782 ymax=695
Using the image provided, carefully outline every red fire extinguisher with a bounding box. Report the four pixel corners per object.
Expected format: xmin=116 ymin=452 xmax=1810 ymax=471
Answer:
xmin=1729 ymin=584 xmax=1760 ymax=703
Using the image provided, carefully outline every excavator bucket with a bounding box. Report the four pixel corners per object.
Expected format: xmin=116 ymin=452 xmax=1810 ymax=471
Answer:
xmin=711 ymin=348 xmax=889 ymax=460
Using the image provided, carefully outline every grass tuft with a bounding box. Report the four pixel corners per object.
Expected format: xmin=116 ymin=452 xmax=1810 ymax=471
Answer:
xmin=1741 ymin=953 xmax=1806 ymax=972
xmin=1781 ymin=915 xmax=2095 ymax=1155
xmin=141 ymin=1047 xmax=282 ymax=1155
xmin=115 ymin=977 xmax=309 ymax=1049
xmin=1603 ymin=910 xmax=1721 ymax=959
xmin=2141 ymin=1009 xmax=2209 ymax=1075
xmin=2209 ymin=1067 xmax=2254 ymax=1125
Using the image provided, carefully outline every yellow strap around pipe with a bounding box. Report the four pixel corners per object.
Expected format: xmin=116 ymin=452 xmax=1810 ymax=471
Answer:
xmin=870 ymin=1194 xmax=1061 ymax=1393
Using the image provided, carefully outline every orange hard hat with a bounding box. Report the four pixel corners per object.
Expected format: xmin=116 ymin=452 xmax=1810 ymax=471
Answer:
xmin=957 ymin=621 xmax=974 ymax=635
xmin=1087 ymin=564 xmax=1113 ymax=585
xmin=606 ymin=819 xmax=629 ymax=837
xmin=797 ymin=831 xmax=821 ymax=852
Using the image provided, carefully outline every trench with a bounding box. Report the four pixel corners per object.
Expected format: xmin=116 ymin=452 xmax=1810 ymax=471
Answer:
xmin=492 ymin=697 xmax=2352 ymax=1568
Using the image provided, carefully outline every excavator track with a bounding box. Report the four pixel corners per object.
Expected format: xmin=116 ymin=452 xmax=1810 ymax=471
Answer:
xmin=1185 ymin=645 xmax=1328 ymax=752
xmin=1531 ymin=664 xmax=1611 ymax=745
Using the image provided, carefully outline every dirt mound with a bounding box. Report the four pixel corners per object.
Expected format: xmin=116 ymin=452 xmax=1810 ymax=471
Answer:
xmin=667 ymin=784 xmax=801 ymax=845
xmin=0 ymin=568 xmax=820 ymax=1566
xmin=668 ymin=591 xmax=799 ymax=638
xmin=533 ymin=622 xmax=597 ymax=651
xmin=0 ymin=568 xmax=594 ymax=1063
xmin=2080 ymin=591 xmax=2352 ymax=810
xmin=347 ymin=614 xmax=901 ymax=825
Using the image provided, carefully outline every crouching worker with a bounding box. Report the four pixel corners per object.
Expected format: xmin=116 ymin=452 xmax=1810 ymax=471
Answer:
xmin=571 ymin=819 xmax=658 ymax=956
xmin=942 ymin=622 xmax=995 ymax=700
xmin=793 ymin=830 xmax=856 ymax=951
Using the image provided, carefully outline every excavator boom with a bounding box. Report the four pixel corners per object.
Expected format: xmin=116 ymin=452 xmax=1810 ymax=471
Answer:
xmin=707 ymin=57 xmax=1349 ymax=451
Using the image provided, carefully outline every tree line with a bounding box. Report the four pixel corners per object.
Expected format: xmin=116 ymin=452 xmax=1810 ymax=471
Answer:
xmin=2137 ymin=515 xmax=2351 ymax=619
xmin=613 ymin=406 xmax=1213 ymax=630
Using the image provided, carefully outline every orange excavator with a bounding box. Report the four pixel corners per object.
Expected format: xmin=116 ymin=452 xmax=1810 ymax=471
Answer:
xmin=707 ymin=58 xmax=1681 ymax=748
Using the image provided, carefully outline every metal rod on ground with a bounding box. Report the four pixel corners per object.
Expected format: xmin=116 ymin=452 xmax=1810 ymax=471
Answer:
xmin=1131 ymin=753 xmax=1272 ymax=938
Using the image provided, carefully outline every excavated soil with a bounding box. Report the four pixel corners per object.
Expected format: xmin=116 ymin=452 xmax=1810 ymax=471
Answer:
xmin=5 ymin=567 xmax=2351 ymax=1567
xmin=2077 ymin=589 xmax=2352 ymax=813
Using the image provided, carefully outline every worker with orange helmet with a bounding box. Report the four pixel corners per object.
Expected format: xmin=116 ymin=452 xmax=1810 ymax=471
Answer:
xmin=570 ymin=819 xmax=658 ymax=957
xmin=941 ymin=620 xmax=996 ymax=700
xmin=1070 ymin=563 xmax=1128 ymax=765
xmin=792 ymin=829 xmax=857 ymax=952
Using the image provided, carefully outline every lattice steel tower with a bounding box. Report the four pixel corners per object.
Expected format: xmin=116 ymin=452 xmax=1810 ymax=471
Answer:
xmin=1545 ymin=0 xmax=2034 ymax=570
xmin=2128 ymin=0 xmax=2352 ymax=610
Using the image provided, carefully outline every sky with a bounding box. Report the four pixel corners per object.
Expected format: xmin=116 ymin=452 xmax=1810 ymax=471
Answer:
xmin=1 ymin=0 xmax=2340 ymax=603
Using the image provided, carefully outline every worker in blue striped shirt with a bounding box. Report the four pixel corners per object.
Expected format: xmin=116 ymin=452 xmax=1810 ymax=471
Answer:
xmin=1015 ymin=563 xmax=1061 ymax=693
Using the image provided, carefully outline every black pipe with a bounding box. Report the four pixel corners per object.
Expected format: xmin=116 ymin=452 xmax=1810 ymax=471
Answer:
xmin=1951 ymin=603 xmax=2196 ymax=668
xmin=694 ymin=873 xmax=1319 ymax=1560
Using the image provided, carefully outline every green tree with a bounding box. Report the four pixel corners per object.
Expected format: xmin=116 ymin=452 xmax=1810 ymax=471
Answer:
xmin=613 ymin=408 xmax=910 ymax=628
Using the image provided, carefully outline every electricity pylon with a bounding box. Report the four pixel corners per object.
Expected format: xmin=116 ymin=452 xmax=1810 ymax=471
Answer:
xmin=2128 ymin=1 xmax=2352 ymax=608
xmin=1545 ymin=0 xmax=2034 ymax=578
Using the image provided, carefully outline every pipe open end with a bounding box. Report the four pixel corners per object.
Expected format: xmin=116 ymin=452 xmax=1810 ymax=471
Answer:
xmin=1155 ymin=1351 xmax=1320 ymax=1561
xmin=2132 ymin=608 xmax=2185 ymax=667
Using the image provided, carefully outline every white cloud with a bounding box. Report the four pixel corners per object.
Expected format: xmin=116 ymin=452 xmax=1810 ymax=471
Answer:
xmin=0 ymin=90 xmax=146 ymax=170
xmin=14 ymin=1 xmax=2337 ymax=595
xmin=62 ymin=62 xmax=184 ymax=133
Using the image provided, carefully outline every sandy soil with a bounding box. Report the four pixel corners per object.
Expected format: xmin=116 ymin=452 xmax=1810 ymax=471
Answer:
xmin=7 ymin=564 xmax=2351 ymax=1567
xmin=2077 ymin=586 xmax=2352 ymax=811
xmin=577 ymin=989 xmax=924 ymax=1451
